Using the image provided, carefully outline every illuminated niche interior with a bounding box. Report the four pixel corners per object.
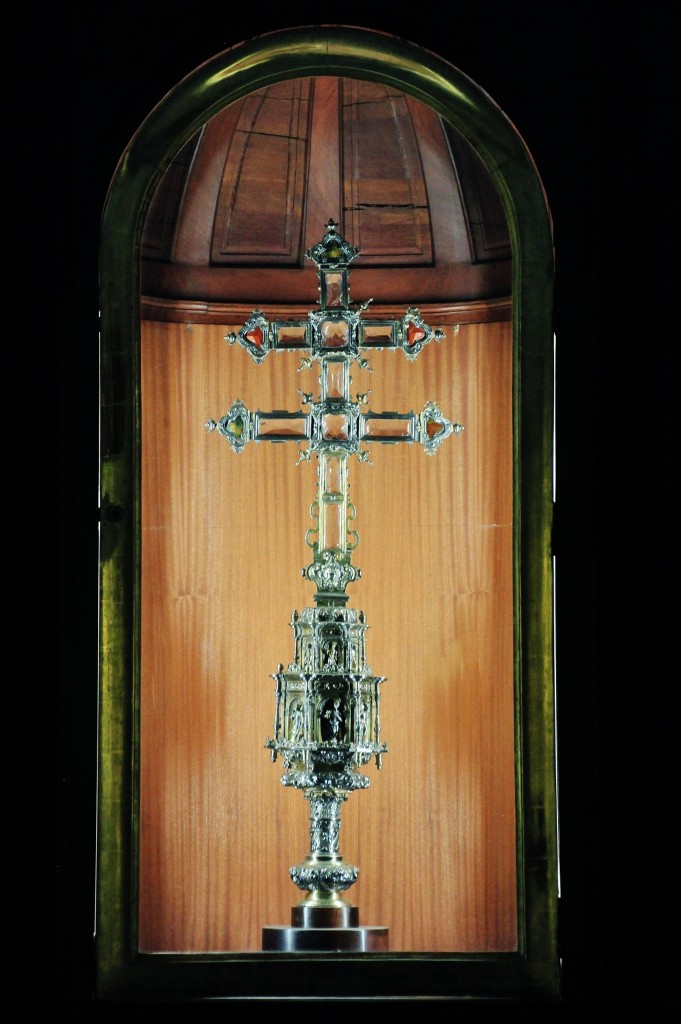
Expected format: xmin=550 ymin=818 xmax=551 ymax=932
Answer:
xmin=137 ymin=75 xmax=516 ymax=955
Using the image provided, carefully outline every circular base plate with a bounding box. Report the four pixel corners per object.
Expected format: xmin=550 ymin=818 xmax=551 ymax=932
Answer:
xmin=262 ymin=925 xmax=389 ymax=952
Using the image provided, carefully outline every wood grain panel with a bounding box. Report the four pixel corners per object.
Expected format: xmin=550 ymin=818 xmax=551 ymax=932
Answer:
xmin=141 ymin=134 xmax=199 ymax=262
xmin=342 ymin=80 xmax=432 ymax=264
xmin=139 ymin=317 xmax=515 ymax=952
xmin=444 ymin=124 xmax=512 ymax=263
xmin=140 ymin=77 xmax=511 ymax=305
xmin=211 ymin=80 xmax=312 ymax=264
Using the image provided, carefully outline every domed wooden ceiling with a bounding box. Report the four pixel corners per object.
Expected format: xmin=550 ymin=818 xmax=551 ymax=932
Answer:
xmin=140 ymin=77 xmax=511 ymax=323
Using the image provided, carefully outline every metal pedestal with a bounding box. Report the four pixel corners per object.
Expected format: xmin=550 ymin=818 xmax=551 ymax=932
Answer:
xmin=262 ymin=904 xmax=388 ymax=952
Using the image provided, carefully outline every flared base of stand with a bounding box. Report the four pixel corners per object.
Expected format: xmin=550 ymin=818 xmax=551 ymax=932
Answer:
xmin=262 ymin=902 xmax=389 ymax=952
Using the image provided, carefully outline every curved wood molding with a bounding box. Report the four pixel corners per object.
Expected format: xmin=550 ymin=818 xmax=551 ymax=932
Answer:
xmin=140 ymin=295 xmax=512 ymax=326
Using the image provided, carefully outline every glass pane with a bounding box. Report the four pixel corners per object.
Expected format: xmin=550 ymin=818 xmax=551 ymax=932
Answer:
xmin=321 ymin=500 xmax=344 ymax=551
xmin=324 ymin=361 xmax=347 ymax=399
xmin=322 ymin=413 xmax=349 ymax=440
xmin=274 ymin=324 xmax=308 ymax=347
xmin=323 ymin=271 xmax=345 ymax=307
xmin=325 ymin=455 xmax=344 ymax=495
xmin=362 ymin=416 xmax=414 ymax=440
xmin=256 ymin=416 xmax=309 ymax=439
xmin=321 ymin=319 xmax=350 ymax=348
xmin=360 ymin=323 xmax=397 ymax=347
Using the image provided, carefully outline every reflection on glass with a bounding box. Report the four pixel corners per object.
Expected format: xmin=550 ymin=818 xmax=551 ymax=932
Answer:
xmin=324 ymin=361 xmax=347 ymax=399
xmin=245 ymin=325 xmax=265 ymax=348
xmin=324 ymin=272 xmax=344 ymax=307
xmin=275 ymin=324 xmax=308 ymax=347
xmin=325 ymin=456 xmax=343 ymax=495
xmin=322 ymin=320 xmax=349 ymax=348
xmin=426 ymin=417 xmax=445 ymax=438
xmin=256 ymin=417 xmax=309 ymax=438
xmin=360 ymin=323 xmax=396 ymax=347
xmin=322 ymin=414 xmax=349 ymax=440
xmin=321 ymin=501 xmax=344 ymax=551
xmin=406 ymin=320 xmax=427 ymax=346
xmin=362 ymin=416 xmax=413 ymax=440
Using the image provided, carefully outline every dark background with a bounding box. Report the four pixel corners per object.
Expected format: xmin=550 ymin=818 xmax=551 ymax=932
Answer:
xmin=8 ymin=1 xmax=677 ymax=1020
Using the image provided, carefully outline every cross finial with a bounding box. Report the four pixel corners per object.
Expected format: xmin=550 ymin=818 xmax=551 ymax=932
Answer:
xmin=305 ymin=218 xmax=360 ymax=271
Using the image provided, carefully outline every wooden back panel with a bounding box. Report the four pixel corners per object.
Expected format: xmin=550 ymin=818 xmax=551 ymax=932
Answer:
xmin=139 ymin=317 xmax=515 ymax=952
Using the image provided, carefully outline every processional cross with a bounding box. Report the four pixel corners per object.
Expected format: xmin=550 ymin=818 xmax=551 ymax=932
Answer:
xmin=207 ymin=220 xmax=463 ymax=951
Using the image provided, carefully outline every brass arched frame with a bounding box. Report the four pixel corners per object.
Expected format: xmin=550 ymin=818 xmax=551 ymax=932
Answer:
xmin=98 ymin=25 xmax=556 ymax=1003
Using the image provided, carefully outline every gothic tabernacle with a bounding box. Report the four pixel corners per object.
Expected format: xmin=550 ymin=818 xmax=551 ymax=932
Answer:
xmin=207 ymin=221 xmax=462 ymax=951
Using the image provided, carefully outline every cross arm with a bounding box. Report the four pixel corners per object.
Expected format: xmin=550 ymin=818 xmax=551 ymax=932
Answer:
xmin=359 ymin=402 xmax=462 ymax=455
xmin=207 ymin=398 xmax=462 ymax=457
xmin=225 ymin=307 xmax=445 ymax=365
xmin=205 ymin=400 xmax=312 ymax=454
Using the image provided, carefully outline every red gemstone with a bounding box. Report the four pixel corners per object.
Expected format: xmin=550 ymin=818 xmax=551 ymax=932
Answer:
xmin=245 ymin=326 xmax=264 ymax=348
xmin=407 ymin=321 xmax=427 ymax=346
xmin=426 ymin=418 xmax=444 ymax=438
